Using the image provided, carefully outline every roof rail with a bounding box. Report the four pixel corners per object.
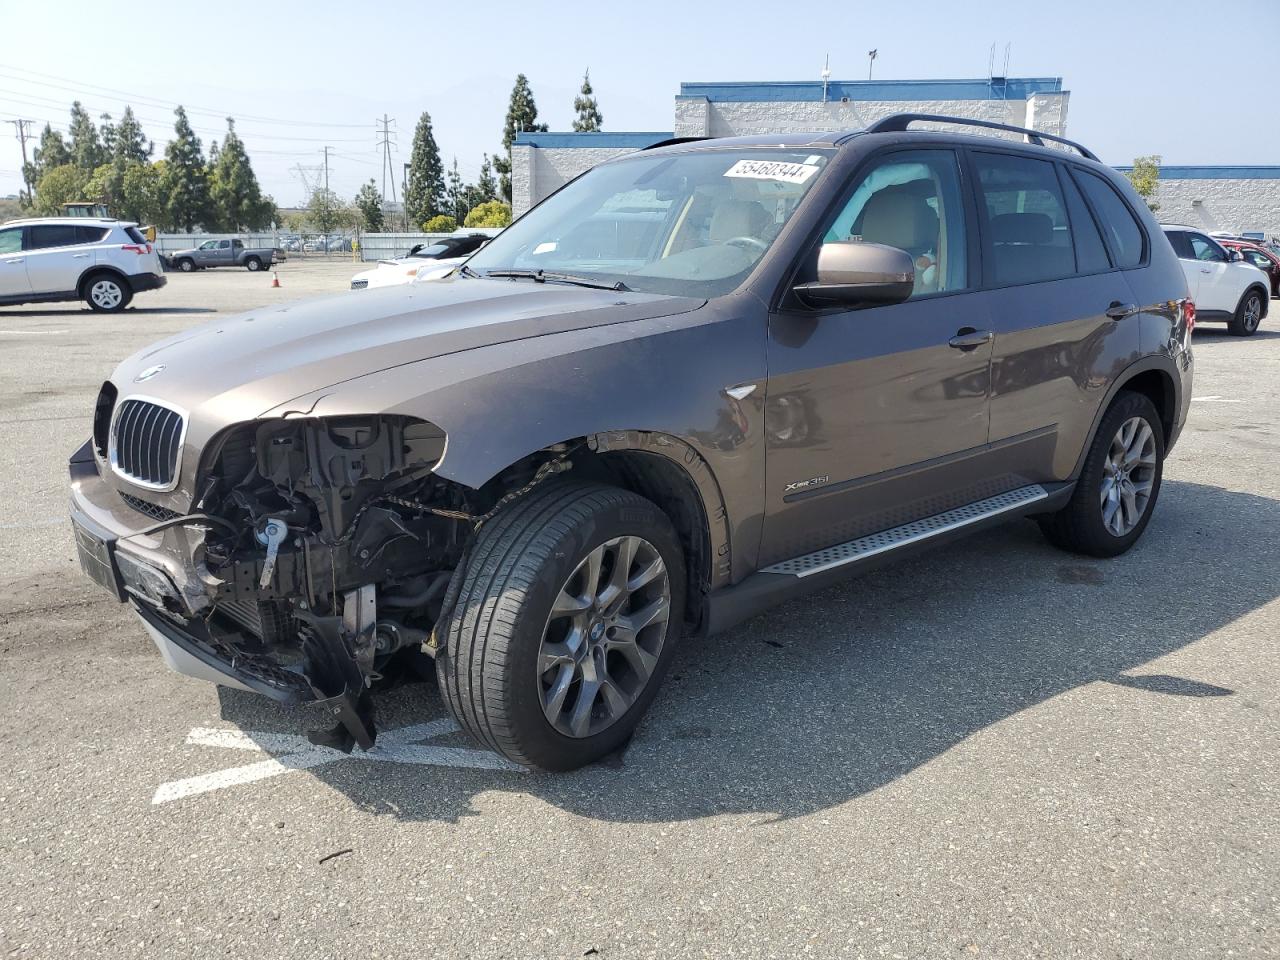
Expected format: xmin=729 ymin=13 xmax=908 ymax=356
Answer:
xmin=864 ymin=113 xmax=1098 ymax=161
xmin=642 ymin=136 xmax=709 ymax=151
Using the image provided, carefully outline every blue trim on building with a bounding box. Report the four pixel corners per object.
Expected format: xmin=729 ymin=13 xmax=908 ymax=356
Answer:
xmin=677 ymin=78 xmax=1063 ymax=103
xmin=1113 ymin=165 xmax=1280 ymax=180
xmin=513 ymin=131 xmax=673 ymax=149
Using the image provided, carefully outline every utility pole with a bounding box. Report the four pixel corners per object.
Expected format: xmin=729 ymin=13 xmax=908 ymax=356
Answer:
xmin=321 ymin=145 xmax=331 ymax=195
xmin=376 ymin=115 xmax=397 ymax=207
xmin=9 ymin=119 xmax=34 ymax=205
xmin=867 ymin=49 xmax=877 ymax=81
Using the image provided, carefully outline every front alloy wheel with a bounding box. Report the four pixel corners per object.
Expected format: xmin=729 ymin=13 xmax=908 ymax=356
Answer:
xmin=538 ymin=535 xmax=671 ymax=739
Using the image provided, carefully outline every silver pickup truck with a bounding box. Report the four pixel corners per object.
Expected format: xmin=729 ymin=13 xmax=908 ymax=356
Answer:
xmin=167 ymin=238 xmax=278 ymax=272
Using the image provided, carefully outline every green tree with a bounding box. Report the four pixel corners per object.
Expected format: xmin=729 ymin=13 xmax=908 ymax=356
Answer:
xmin=99 ymin=113 xmax=116 ymax=157
xmin=119 ymin=161 xmax=165 ymax=225
xmin=444 ymin=157 xmax=468 ymax=224
xmin=161 ymin=106 xmax=211 ymax=231
xmin=113 ymin=107 xmax=152 ymax=163
xmin=1124 ymin=155 xmax=1161 ymax=213
xmin=354 ymin=180 xmax=384 ymax=232
xmin=463 ymin=200 xmax=512 ymax=228
xmin=68 ymin=101 xmax=105 ymax=171
xmin=32 ymin=164 xmax=90 ymax=214
xmin=306 ymin=187 xmax=344 ymax=234
xmin=423 ymin=214 xmax=456 ymax=233
xmin=493 ymin=74 xmax=548 ymax=202
xmin=461 ymin=153 xmax=499 ymax=212
xmin=572 ymin=69 xmax=603 ymax=132
xmin=208 ymin=118 xmax=275 ymax=230
xmin=404 ymin=110 xmax=446 ymax=228
xmin=84 ymin=162 xmax=121 ymax=209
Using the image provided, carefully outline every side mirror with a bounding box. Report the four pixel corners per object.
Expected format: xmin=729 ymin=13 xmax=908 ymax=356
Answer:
xmin=793 ymin=241 xmax=915 ymax=308
xmin=1225 ymin=248 xmax=1242 ymax=262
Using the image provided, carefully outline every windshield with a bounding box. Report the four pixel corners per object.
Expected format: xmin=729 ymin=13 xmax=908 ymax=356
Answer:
xmin=467 ymin=148 xmax=833 ymax=296
xmin=410 ymin=242 xmax=451 ymax=258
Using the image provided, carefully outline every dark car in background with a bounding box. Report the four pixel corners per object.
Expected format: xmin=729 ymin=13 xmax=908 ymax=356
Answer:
xmin=69 ymin=114 xmax=1193 ymax=772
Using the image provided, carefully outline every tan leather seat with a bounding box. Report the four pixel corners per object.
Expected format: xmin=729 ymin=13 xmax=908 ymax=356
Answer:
xmin=709 ymin=200 xmax=771 ymax=244
xmin=858 ymin=189 xmax=940 ymax=292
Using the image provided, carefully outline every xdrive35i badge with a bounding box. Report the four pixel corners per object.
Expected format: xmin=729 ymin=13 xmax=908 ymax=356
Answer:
xmin=784 ymin=475 xmax=829 ymax=493
xmin=134 ymin=364 xmax=166 ymax=383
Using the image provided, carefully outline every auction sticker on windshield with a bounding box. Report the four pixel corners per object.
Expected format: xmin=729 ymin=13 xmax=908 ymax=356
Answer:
xmin=724 ymin=159 xmax=820 ymax=184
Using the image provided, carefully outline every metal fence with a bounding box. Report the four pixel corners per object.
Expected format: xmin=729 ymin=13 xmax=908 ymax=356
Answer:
xmin=155 ymin=229 xmax=503 ymax=262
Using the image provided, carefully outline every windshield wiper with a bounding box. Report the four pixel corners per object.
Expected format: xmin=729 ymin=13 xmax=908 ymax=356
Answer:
xmin=458 ymin=264 xmax=483 ymax=278
xmin=482 ymin=268 xmax=630 ymax=292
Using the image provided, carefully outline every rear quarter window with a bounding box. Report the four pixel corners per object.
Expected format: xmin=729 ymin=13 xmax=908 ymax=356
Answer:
xmin=77 ymin=226 xmax=111 ymax=244
xmin=1072 ymin=170 xmax=1145 ymax=269
xmin=123 ymin=226 xmax=148 ymax=244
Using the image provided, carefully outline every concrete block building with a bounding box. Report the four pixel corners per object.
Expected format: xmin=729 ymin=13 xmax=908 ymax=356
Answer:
xmin=512 ymin=77 xmax=1069 ymax=215
xmin=1116 ymin=166 xmax=1280 ymax=237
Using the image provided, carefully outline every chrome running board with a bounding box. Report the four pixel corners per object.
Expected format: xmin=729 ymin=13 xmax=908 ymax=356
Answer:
xmin=762 ymin=484 xmax=1049 ymax=578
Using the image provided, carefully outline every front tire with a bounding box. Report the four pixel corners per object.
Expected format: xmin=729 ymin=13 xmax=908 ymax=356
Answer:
xmin=84 ymin=273 xmax=132 ymax=313
xmin=436 ymin=482 xmax=686 ymax=771
xmin=1228 ymin=288 xmax=1264 ymax=336
xmin=1038 ymin=390 xmax=1164 ymax=557
xmin=177 ymin=258 xmax=195 ymax=273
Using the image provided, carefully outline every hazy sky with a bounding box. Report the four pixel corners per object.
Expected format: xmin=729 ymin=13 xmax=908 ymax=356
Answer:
xmin=2 ymin=0 xmax=1276 ymax=206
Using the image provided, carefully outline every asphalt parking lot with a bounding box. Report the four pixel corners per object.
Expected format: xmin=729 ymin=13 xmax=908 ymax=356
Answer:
xmin=1 ymin=263 xmax=1277 ymax=959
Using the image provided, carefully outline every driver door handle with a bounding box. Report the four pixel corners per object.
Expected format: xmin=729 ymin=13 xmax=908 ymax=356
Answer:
xmin=948 ymin=328 xmax=993 ymax=350
xmin=4 ymin=258 xmax=22 ymax=264
xmin=1106 ymin=301 xmax=1139 ymax=321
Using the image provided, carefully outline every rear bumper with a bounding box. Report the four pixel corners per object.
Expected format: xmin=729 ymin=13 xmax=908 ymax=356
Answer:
xmin=129 ymin=272 xmax=167 ymax=293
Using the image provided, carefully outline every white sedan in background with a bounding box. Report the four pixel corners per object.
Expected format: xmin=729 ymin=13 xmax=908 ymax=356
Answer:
xmin=349 ymin=234 xmax=490 ymax=290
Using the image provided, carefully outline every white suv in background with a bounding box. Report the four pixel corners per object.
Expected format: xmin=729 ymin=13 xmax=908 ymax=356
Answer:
xmin=1161 ymin=225 xmax=1270 ymax=336
xmin=0 ymin=217 xmax=166 ymax=313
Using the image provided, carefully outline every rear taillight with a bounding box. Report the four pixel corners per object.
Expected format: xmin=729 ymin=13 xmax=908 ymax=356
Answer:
xmin=1185 ymin=299 xmax=1196 ymax=332
xmin=120 ymin=243 xmax=152 ymax=254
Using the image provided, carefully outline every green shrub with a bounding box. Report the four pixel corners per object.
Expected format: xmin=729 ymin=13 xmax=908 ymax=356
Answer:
xmin=463 ymin=201 xmax=511 ymax=229
xmin=422 ymin=214 xmax=457 ymax=233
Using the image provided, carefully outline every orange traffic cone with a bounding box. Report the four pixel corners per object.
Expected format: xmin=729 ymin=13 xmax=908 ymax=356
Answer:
xmin=271 ymin=271 xmax=281 ymax=288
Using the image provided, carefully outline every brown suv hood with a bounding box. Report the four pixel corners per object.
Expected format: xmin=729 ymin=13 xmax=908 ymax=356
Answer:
xmin=110 ymin=277 xmax=704 ymax=427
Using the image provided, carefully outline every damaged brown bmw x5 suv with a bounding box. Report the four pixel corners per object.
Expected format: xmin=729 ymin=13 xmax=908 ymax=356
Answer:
xmin=70 ymin=115 xmax=1194 ymax=771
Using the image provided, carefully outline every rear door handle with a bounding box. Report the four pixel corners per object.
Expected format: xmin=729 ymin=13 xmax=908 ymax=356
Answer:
xmin=72 ymin=253 xmax=90 ymax=259
xmin=1200 ymin=268 xmax=1213 ymax=274
xmin=948 ymin=328 xmax=993 ymax=350
xmin=1106 ymin=301 xmax=1139 ymax=321
xmin=4 ymin=257 xmax=22 ymax=264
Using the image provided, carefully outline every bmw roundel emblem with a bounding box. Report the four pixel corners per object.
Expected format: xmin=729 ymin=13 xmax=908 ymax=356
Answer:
xmin=134 ymin=364 xmax=166 ymax=383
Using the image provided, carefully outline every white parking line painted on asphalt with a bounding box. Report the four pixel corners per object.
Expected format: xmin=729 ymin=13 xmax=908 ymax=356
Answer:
xmin=1191 ymin=396 xmax=1244 ymax=403
xmin=153 ymin=718 xmax=523 ymax=804
xmin=0 ymin=329 xmax=70 ymax=335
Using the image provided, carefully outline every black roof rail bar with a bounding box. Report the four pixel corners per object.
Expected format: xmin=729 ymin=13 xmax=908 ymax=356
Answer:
xmin=864 ymin=113 xmax=1098 ymax=162
xmin=642 ymin=136 xmax=709 ymax=150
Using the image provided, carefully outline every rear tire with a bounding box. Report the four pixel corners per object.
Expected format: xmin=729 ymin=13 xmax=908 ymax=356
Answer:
xmin=1038 ymin=390 xmax=1164 ymax=558
xmin=436 ymin=482 xmax=685 ymax=771
xmin=1228 ymin=288 xmax=1265 ymax=336
xmin=245 ymin=257 xmax=262 ymax=271
xmin=84 ymin=273 xmax=132 ymax=313
xmin=177 ymin=258 xmax=195 ymax=273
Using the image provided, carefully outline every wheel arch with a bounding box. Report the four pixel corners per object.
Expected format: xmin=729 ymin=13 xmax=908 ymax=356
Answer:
xmin=1243 ymin=282 xmax=1270 ymax=317
xmin=77 ymin=265 xmax=131 ymax=297
xmin=1070 ymin=356 xmax=1181 ymax=480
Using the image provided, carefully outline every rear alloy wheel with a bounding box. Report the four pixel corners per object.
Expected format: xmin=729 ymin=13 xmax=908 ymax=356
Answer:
xmin=437 ymin=482 xmax=685 ymax=770
xmin=1038 ymin=390 xmax=1165 ymax=557
xmin=245 ymin=257 xmax=262 ymax=271
xmin=1229 ymin=289 xmax=1264 ymax=336
xmin=85 ymin=274 xmax=131 ymax=313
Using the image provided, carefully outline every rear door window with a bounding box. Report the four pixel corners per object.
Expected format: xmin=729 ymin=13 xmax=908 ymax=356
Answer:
xmin=28 ymin=224 xmax=81 ymax=249
xmin=1073 ymin=170 xmax=1145 ymax=268
xmin=75 ymin=226 xmax=111 ymax=244
xmin=972 ymin=152 xmax=1075 ymax=285
xmin=1060 ymin=172 xmax=1110 ymax=273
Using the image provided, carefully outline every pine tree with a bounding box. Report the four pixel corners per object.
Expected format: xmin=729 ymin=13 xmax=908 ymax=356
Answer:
xmin=493 ymin=74 xmax=548 ymax=202
xmin=572 ymin=69 xmax=603 ymax=132
xmin=99 ymin=113 xmax=116 ymax=156
xmin=404 ymin=111 xmax=446 ymax=227
xmin=113 ymin=107 xmax=153 ymax=163
xmin=477 ymin=154 xmax=498 ymax=202
xmin=30 ymin=124 xmax=70 ymax=184
xmin=354 ymin=180 xmax=384 ymax=232
xmin=161 ymin=106 xmax=211 ymax=231
xmin=68 ymin=101 xmax=105 ymax=171
xmin=445 ymin=157 xmax=467 ymax=224
xmin=209 ymin=118 xmax=275 ymax=230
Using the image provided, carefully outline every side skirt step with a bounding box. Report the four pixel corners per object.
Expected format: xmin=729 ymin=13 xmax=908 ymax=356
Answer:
xmin=761 ymin=484 xmax=1049 ymax=578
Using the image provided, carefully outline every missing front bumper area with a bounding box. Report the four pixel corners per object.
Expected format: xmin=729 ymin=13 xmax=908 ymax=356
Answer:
xmin=132 ymin=584 xmax=384 ymax=753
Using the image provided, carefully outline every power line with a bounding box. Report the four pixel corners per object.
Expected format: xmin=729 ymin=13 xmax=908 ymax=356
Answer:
xmin=0 ymin=65 xmax=369 ymax=129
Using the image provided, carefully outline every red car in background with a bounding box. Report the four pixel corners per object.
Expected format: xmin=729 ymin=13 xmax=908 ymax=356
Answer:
xmin=1220 ymin=239 xmax=1280 ymax=297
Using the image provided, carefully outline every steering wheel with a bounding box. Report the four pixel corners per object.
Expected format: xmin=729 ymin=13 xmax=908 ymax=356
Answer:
xmin=723 ymin=236 xmax=769 ymax=253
